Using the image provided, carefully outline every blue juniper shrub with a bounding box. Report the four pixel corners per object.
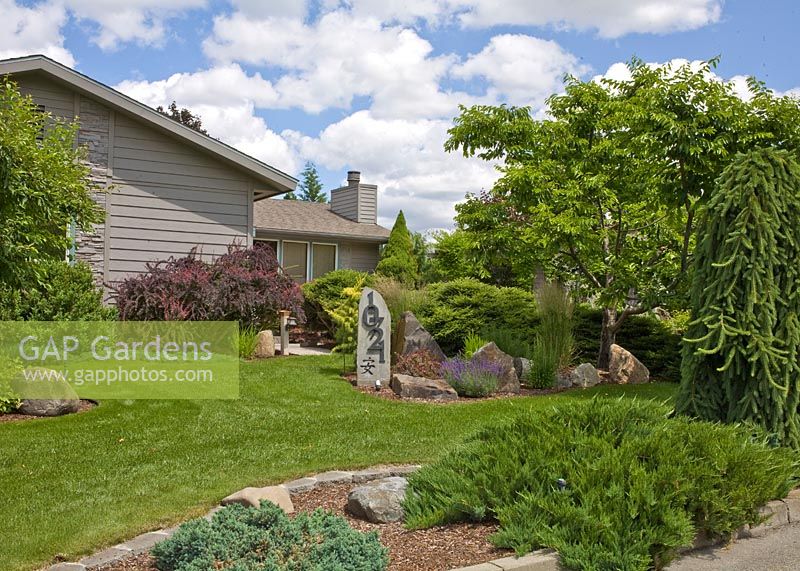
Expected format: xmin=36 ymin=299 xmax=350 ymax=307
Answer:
xmin=441 ymin=357 xmax=502 ymax=397
xmin=151 ymin=500 xmax=388 ymax=571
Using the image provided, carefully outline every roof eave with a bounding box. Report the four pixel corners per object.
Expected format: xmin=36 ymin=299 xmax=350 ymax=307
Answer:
xmin=0 ymin=55 xmax=297 ymax=195
xmin=255 ymin=227 xmax=390 ymax=243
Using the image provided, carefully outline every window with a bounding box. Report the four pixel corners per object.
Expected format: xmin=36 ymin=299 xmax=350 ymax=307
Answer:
xmin=282 ymin=241 xmax=308 ymax=284
xmin=312 ymin=243 xmax=337 ymax=280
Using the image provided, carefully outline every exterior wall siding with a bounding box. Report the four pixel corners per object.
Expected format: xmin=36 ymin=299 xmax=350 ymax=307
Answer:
xmin=12 ymin=72 xmax=255 ymax=294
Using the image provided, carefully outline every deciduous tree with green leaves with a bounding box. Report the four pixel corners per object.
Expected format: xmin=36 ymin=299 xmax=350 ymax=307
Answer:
xmin=676 ymin=148 xmax=800 ymax=448
xmin=0 ymin=78 xmax=105 ymax=286
xmin=376 ymin=210 xmax=418 ymax=286
xmin=447 ymin=58 xmax=800 ymax=368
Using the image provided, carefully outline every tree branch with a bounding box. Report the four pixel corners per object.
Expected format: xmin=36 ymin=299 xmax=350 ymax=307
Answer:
xmin=566 ymin=243 xmax=602 ymax=289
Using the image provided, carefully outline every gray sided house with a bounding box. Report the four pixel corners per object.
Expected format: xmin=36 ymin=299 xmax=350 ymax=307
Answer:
xmin=0 ymin=55 xmax=390 ymax=293
xmin=254 ymin=171 xmax=389 ymax=283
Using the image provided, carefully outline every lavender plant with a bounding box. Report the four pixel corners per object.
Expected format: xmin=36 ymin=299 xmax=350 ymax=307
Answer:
xmin=441 ymin=357 xmax=502 ymax=397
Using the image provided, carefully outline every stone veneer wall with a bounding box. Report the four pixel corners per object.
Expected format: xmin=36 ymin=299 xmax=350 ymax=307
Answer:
xmin=74 ymin=97 xmax=110 ymax=289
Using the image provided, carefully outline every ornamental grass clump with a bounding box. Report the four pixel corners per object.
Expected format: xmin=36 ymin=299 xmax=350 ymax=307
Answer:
xmin=441 ymin=357 xmax=501 ymax=397
xmin=151 ymin=501 xmax=388 ymax=571
xmin=403 ymin=398 xmax=797 ymax=571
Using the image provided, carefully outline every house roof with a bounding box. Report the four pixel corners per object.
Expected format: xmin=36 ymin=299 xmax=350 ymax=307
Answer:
xmin=254 ymin=199 xmax=391 ymax=243
xmin=0 ymin=55 xmax=297 ymax=198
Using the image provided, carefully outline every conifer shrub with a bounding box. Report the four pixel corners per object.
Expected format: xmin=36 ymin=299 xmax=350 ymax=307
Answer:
xmin=151 ymin=501 xmax=388 ymax=571
xmin=416 ymin=279 xmax=538 ymax=356
xmin=376 ymin=211 xmax=418 ymax=285
xmin=403 ymin=398 xmax=797 ymax=570
xmin=676 ymin=148 xmax=800 ymax=448
xmin=302 ymin=269 xmax=374 ymax=335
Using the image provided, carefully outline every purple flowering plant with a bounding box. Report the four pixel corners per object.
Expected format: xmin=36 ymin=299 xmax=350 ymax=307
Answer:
xmin=441 ymin=357 xmax=502 ymax=397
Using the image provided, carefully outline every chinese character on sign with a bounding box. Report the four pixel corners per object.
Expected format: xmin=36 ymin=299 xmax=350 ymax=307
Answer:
xmin=360 ymin=356 xmax=376 ymax=376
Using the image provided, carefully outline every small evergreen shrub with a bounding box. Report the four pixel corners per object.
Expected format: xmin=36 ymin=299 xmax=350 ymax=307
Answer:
xmin=441 ymin=357 xmax=501 ymax=397
xmin=151 ymin=501 xmax=388 ymax=571
xmin=302 ymin=269 xmax=374 ymax=335
xmin=117 ymin=245 xmax=304 ymax=329
xmin=404 ymin=399 xmax=797 ymax=571
xmin=462 ymin=332 xmax=488 ymax=359
xmin=394 ymin=349 xmax=442 ymax=378
xmin=323 ymin=275 xmax=366 ymax=356
xmin=0 ymin=260 xmax=114 ymax=321
xmin=375 ymin=211 xmax=418 ymax=285
xmin=0 ymin=378 xmax=20 ymax=414
xmin=416 ymin=279 xmax=538 ymax=356
xmin=574 ymin=307 xmax=682 ymax=380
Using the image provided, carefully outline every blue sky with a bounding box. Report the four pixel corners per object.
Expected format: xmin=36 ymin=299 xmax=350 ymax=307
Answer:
xmin=2 ymin=1 xmax=797 ymax=231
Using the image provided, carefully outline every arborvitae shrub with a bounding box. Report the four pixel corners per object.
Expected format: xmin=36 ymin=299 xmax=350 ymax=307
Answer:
xmin=376 ymin=211 xmax=418 ymax=285
xmin=151 ymin=501 xmax=388 ymax=571
xmin=676 ymin=148 xmax=800 ymax=448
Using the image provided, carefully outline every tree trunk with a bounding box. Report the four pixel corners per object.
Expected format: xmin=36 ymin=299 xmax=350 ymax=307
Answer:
xmin=597 ymin=307 xmax=617 ymax=370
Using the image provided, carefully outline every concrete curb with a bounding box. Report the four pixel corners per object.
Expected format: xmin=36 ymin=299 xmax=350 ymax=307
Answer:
xmin=44 ymin=464 xmax=421 ymax=571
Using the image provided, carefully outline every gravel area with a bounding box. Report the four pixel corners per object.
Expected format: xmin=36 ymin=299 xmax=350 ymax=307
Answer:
xmin=96 ymin=482 xmax=508 ymax=571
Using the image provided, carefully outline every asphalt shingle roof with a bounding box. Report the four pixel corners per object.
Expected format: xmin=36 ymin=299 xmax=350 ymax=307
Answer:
xmin=254 ymin=199 xmax=391 ymax=242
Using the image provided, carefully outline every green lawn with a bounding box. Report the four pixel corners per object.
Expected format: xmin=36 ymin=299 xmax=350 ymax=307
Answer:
xmin=0 ymin=356 xmax=676 ymax=571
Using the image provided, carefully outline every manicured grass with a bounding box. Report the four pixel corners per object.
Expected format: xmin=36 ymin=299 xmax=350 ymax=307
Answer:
xmin=0 ymin=356 xmax=676 ymax=571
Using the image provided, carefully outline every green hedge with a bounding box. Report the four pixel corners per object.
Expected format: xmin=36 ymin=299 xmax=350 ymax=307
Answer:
xmin=415 ymin=279 xmax=538 ymax=356
xmin=574 ymin=307 xmax=682 ymax=380
xmin=404 ymin=398 xmax=796 ymax=571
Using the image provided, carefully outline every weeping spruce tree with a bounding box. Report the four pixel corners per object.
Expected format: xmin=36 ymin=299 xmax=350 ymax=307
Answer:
xmin=676 ymin=148 xmax=800 ymax=448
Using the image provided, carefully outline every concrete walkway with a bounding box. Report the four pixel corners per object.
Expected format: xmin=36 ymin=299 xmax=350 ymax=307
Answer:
xmin=668 ymin=522 xmax=800 ymax=571
xmin=276 ymin=342 xmax=332 ymax=356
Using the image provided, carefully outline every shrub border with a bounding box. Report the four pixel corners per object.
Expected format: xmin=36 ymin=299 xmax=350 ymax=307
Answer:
xmin=45 ymin=469 xmax=798 ymax=571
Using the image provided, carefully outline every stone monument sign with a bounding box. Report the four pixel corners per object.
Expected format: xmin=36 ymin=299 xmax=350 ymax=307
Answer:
xmin=356 ymin=287 xmax=391 ymax=387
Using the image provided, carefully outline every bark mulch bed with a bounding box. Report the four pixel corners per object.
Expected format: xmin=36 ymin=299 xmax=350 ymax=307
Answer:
xmin=0 ymin=399 xmax=96 ymax=424
xmin=97 ymin=483 xmax=509 ymax=571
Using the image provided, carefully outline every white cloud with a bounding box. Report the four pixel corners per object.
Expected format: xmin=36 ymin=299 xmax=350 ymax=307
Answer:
xmin=452 ymin=34 xmax=590 ymax=107
xmin=64 ymin=0 xmax=206 ymax=50
xmin=0 ymin=1 xmax=74 ymax=66
xmin=285 ymin=110 xmax=499 ymax=230
xmin=203 ymin=10 xmax=464 ymax=118
xmin=327 ymin=0 xmax=722 ymax=37
xmin=115 ymin=70 xmax=297 ymax=175
xmin=229 ymin=0 xmax=308 ymax=19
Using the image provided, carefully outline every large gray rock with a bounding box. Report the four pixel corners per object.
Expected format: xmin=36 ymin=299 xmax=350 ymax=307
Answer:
xmin=347 ymin=477 xmax=408 ymax=523
xmin=513 ymin=357 xmax=531 ymax=383
xmin=253 ymin=330 xmax=275 ymax=359
xmin=471 ymin=342 xmax=520 ymax=393
xmin=392 ymin=311 xmax=446 ymax=362
xmin=390 ymin=374 xmax=457 ymax=401
xmin=12 ymin=367 xmax=80 ymax=417
xmin=570 ymin=363 xmax=601 ymax=388
xmin=608 ymin=344 xmax=650 ymax=384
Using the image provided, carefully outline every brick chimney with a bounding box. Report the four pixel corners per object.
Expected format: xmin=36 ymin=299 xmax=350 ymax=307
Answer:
xmin=330 ymin=170 xmax=377 ymax=224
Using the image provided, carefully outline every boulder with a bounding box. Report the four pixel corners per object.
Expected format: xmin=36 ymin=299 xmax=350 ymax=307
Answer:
xmin=471 ymin=342 xmax=520 ymax=393
xmin=221 ymin=485 xmax=294 ymax=513
xmin=390 ymin=374 xmax=458 ymax=401
xmin=392 ymin=312 xmax=446 ymax=362
xmin=347 ymin=477 xmax=408 ymax=523
xmin=253 ymin=330 xmax=275 ymax=359
xmin=555 ymin=372 xmax=572 ymax=389
xmin=570 ymin=363 xmax=601 ymax=388
xmin=12 ymin=367 xmax=80 ymax=417
xmin=513 ymin=357 xmax=531 ymax=382
xmin=608 ymin=344 xmax=650 ymax=384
